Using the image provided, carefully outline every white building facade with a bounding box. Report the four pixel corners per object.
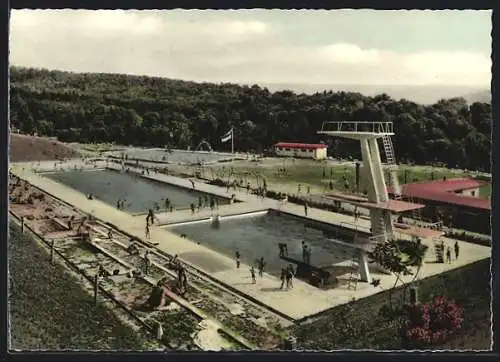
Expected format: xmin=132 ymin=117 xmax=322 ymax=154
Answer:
xmin=273 ymin=142 xmax=328 ymax=160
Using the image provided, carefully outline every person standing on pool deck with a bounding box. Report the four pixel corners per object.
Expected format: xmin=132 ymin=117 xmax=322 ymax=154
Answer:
xmin=286 ymin=264 xmax=294 ymax=289
xmin=280 ymin=268 xmax=287 ymax=289
xmin=278 ymin=243 xmax=285 ymax=257
xmin=306 ymin=245 xmax=312 ymax=264
xmin=190 ymin=179 xmax=195 ymax=190
xmin=190 ymin=203 xmax=195 ymax=215
xmin=454 ymin=241 xmax=460 ymax=260
xmin=145 ymin=223 xmax=151 ymax=239
xmin=116 ymin=199 xmax=121 ymax=209
xmin=257 ymin=257 xmax=265 ymax=277
xmin=304 ymin=202 xmax=308 ymax=216
xmin=250 ymin=266 xmax=256 ymax=284
xmin=302 ymin=242 xmax=308 ymax=263
xmin=148 ymin=209 xmax=155 ymax=225
xmin=235 ymin=251 xmax=241 ymax=269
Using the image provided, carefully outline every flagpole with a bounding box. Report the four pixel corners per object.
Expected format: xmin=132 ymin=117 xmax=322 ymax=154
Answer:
xmin=231 ymin=128 xmax=234 ymax=154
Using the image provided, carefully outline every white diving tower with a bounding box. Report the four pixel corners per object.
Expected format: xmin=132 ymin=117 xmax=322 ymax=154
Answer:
xmin=318 ymin=121 xmax=403 ymax=244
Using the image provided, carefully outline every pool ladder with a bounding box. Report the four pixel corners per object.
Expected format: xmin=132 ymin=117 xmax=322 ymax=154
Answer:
xmin=346 ymin=256 xmax=358 ymax=291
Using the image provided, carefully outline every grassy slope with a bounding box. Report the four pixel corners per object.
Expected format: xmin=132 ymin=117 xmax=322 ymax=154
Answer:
xmin=8 ymin=223 xmax=158 ymax=350
xmin=10 ymin=134 xmax=80 ymax=162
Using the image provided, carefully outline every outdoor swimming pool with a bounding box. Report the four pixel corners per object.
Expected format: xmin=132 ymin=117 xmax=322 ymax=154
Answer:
xmin=105 ymin=148 xmax=241 ymax=165
xmin=44 ymin=169 xmax=230 ymax=214
xmin=167 ymin=211 xmax=354 ymax=278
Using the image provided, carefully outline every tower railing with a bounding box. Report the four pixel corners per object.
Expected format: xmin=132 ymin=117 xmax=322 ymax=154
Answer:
xmin=319 ymin=121 xmax=394 ymax=134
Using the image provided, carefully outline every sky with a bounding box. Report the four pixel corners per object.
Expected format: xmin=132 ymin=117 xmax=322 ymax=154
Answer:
xmin=9 ymin=9 xmax=492 ymax=87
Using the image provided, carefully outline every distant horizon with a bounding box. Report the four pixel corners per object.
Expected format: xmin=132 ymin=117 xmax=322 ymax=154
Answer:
xmin=10 ymin=64 xmax=490 ymax=89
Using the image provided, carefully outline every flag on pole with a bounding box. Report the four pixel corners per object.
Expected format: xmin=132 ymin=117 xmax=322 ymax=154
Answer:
xmin=221 ymin=128 xmax=233 ymax=143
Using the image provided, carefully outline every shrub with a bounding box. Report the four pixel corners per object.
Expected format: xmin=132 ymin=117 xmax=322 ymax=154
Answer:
xmin=405 ymin=296 xmax=464 ymax=348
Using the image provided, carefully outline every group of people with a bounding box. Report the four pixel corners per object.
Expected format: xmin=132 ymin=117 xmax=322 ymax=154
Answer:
xmin=116 ymin=199 xmax=127 ymax=210
xmin=236 ymin=251 xmax=297 ymax=290
xmin=163 ymin=198 xmax=175 ymax=212
xmin=189 ymin=194 xmax=220 ymax=215
xmin=435 ymin=239 xmax=460 ymax=264
xmin=243 ymin=256 xmax=266 ymax=284
xmin=297 ymin=184 xmax=312 ymax=195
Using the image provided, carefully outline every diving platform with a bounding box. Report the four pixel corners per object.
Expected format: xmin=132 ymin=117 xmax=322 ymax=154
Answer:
xmin=318 ymin=120 xmax=401 ymax=245
xmin=318 ymin=121 xmax=394 ymax=140
xmin=322 ymin=192 xmax=425 ymax=214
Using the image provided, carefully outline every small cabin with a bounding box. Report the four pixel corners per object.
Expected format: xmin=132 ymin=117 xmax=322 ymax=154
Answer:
xmin=272 ymin=142 xmax=328 ymax=160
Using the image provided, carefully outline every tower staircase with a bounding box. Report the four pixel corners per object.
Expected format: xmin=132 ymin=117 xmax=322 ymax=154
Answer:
xmin=433 ymin=238 xmax=445 ymax=263
xmin=381 ymin=135 xmax=402 ymax=200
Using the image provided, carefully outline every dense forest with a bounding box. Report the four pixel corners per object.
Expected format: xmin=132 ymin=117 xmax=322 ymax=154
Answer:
xmin=9 ymin=67 xmax=491 ymax=171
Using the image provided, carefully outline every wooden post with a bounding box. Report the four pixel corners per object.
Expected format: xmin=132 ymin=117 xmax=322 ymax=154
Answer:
xmin=50 ymin=240 xmax=55 ymax=264
xmin=94 ymin=273 xmax=99 ymax=306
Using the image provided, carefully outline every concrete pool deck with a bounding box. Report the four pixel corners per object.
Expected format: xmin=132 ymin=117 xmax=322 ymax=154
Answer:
xmin=10 ymin=163 xmax=491 ymax=322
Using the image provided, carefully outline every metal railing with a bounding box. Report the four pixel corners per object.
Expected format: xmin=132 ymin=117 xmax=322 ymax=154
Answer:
xmin=318 ymin=121 xmax=394 ymax=134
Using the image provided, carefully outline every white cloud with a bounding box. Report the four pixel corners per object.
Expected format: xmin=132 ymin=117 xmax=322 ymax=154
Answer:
xmin=9 ymin=10 xmax=491 ymax=87
xmin=317 ymin=43 xmax=382 ymax=64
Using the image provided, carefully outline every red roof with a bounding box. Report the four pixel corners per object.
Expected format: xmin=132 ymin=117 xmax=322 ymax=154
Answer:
xmin=274 ymin=142 xmax=327 ymax=150
xmin=324 ymin=193 xmax=425 ymax=213
xmin=388 ymin=178 xmax=490 ymax=211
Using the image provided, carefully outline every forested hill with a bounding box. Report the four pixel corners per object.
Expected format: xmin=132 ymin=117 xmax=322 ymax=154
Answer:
xmin=10 ymin=66 xmax=491 ymax=171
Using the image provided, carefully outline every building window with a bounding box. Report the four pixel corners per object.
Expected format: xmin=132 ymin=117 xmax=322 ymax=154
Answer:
xmin=309 ymin=149 xmax=313 ymax=152
xmin=285 ymin=148 xmax=291 ymax=151
xmin=301 ymin=148 xmax=306 ymax=152
xmin=471 ymin=190 xmax=476 ymax=197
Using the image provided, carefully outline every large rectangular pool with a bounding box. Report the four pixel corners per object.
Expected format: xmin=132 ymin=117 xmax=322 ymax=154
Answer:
xmin=106 ymin=148 xmax=239 ymax=165
xmin=44 ymin=169 xmax=230 ymax=214
xmin=167 ymin=211 xmax=354 ymax=278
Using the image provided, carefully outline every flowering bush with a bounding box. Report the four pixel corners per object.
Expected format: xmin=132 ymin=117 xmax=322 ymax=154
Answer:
xmin=405 ymin=296 xmax=464 ymax=348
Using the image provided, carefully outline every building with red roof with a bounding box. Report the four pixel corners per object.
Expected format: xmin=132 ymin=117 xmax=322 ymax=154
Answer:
xmin=388 ymin=178 xmax=490 ymax=234
xmin=272 ymin=142 xmax=328 ymax=160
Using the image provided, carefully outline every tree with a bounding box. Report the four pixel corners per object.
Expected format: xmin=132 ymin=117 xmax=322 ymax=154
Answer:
xmin=8 ymin=66 xmax=492 ymax=172
xmin=369 ymin=238 xmax=428 ymax=308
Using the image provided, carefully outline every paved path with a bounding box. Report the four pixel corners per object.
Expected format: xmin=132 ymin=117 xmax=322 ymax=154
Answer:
xmin=11 ymin=164 xmax=491 ymax=321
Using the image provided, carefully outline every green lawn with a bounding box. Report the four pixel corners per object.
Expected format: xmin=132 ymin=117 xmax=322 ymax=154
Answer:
xmin=208 ymin=159 xmax=488 ymax=196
